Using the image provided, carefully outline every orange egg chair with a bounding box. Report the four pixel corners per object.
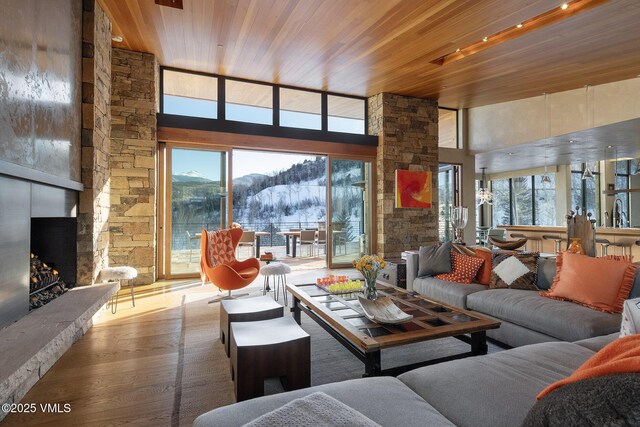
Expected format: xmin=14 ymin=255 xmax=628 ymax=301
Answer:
xmin=200 ymin=227 xmax=260 ymax=302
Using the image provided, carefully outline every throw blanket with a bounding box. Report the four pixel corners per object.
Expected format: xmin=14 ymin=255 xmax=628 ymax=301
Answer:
xmin=243 ymin=392 xmax=381 ymax=427
xmin=537 ymin=334 xmax=640 ymax=399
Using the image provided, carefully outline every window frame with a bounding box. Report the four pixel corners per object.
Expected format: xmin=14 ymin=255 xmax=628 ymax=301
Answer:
xmin=438 ymin=107 xmax=459 ymax=149
xmin=158 ymin=67 xmax=375 ymax=145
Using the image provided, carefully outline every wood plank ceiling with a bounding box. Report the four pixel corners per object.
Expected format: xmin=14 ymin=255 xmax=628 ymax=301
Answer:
xmin=99 ymin=0 xmax=640 ymax=108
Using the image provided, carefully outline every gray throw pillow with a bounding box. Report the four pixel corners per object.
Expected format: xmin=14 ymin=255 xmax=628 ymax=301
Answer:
xmin=522 ymin=373 xmax=640 ymax=427
xmin=418 ymin=242 xmax=452 ymax=278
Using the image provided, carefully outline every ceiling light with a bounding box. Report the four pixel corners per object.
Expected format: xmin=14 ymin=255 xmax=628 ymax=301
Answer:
xmin=455 ymin=48 xmax=461 ymax=52
xmin=569 ymin=140 xmax=575 ymax=144
xmin=442 ymin=86 xmax=448 ymax=89
xmin=477 ymin=167 xmax=493 ymax=207
xmin=217 ymin=44 xmax=224 ymax=48
xmin=508 ymin=152 xmax=514 ymax=156
xmin=111 ymin=35 xmax=123 ymax=43
xmin=607 ymin=145 xmax=613 ymax=149
xmin=561 ymin=3 xmax=569 ymax=10
xmin=516 ymin=23 xmax=523 ymax=28
xmin=482 ymin=36 xmax=488 ymax=42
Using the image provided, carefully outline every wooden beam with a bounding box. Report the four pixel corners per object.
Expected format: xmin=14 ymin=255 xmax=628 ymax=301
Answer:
xmin=157 ymin=127 xmax=378 ymax=157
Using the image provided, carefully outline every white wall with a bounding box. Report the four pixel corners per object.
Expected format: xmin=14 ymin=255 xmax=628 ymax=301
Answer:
xmin=468 ymin=78 xmax=640 ymax=153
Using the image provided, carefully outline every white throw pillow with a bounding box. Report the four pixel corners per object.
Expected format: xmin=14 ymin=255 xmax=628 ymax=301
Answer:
xmin=493 ymin=255 xmax=530 ymax=287
xmin=620 ymin=297 xmax=640 ymax=337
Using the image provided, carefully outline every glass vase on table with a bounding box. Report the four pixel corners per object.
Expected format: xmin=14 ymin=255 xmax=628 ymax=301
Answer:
xmin=450 ymin=206 xmax=468 ymax=244
xmin=353 ymin=255 xmax=386 ymax=300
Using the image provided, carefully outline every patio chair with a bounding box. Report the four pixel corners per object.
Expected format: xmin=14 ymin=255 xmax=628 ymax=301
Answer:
xmin=298 ymin=230 xmax=316 ymax=257
xmin=186 ymin=230 xmax=200 ymax=261
xmin=316 ymin=229 xmax=327 ymax=256
xmin=237 ymin=230 xmax=255 ymax=259
xmin=200 ymin=227 xmax=260 ymax=303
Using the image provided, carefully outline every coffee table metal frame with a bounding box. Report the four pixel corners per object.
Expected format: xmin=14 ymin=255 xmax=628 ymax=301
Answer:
xmin=287 ymin=282 xmax=500 ymax=377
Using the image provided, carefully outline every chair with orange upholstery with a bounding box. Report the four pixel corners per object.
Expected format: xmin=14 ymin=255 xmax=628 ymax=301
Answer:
xmin=200 ymin=227 xmax=260 ymax=303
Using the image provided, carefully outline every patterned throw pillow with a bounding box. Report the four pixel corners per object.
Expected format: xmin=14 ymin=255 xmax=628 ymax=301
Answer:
xmin=490 ymin=252 xmax=539 ymax=290
xmin=436 ymin=251 xmax=485 ymax=284
xmin=207 ymin=229 xmax=236 ymax=267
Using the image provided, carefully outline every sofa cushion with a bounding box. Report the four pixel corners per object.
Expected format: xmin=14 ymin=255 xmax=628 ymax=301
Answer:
xmin=535 ymin=256 xmax=556 ymax=290
xmin=467 ymin=289 xmax=621 ymax=342
xmin=418 ymin=242 xmax=452 ymax=278
xmin=435 ymin=251 xmax=484 ymax=284
xmin=413 ymin=276 xmax=486 ymax=309
xmin=522 ymin=373 xmax=640 ymax=427
xmin=540 ymin=252 xmax=637 ymax=313
xmin=193 ymin=377 xmax=454 ymax=427
xmin=490 ymin=252 xmax=539 ymax=290
xmin=398 ymin=342 xmax=594 ymax=427
xmin=573 ymin=333 xmax=618 ymax=352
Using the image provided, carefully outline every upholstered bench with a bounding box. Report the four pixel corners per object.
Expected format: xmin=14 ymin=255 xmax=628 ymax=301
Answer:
xmin=230 ymin=316 xmax=310 ymax=402
xmin=220 ymin=296 xmax=283 ymax=356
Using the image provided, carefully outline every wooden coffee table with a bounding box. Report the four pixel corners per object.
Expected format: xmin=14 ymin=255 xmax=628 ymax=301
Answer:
xmin=287 ymin=282 xmax=500 ymax=377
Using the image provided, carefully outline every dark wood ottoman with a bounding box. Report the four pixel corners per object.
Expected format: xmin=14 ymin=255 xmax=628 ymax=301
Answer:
xmin=230 ymin=316 xmax=310 ymax=402
xmin=220 ymin=296 xmax=283 ymax=357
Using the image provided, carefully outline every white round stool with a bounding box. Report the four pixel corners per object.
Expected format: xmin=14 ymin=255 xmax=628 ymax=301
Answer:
xmin=100 ymin=266 xmax=138 ymax=313
xmin=260 ymin=262 xmax=291 ymax=305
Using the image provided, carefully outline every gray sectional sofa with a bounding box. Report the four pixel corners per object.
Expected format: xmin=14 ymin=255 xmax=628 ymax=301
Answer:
xmin=194 ymin=334 xmax=618 ymax=427
xmin=194 ymin=253 xmax=634 ymax=426
xmin=406 ymin=253 xmax=639 ymax=348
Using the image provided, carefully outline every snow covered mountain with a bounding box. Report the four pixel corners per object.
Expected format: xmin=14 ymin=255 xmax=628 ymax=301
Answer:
xmin=172 ymin=170 xmax=214 ymax=183
xmin=233 ymin=173 xmax=267 ymax=187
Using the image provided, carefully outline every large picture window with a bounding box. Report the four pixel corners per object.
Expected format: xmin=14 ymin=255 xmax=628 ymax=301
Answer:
xmin=570 ymin=163 xmax=601 ymax=225
xmin=491 ymin=173 xmax=558 ymax=227
xmin=438 ymin=108 xmax=458 ymax=148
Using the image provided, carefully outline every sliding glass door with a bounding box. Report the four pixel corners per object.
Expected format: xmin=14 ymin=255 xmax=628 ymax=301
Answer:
xmin=328 ymin=157 xmax=374 ymax=267
xmin=166 ymin=146 xmax=228 ymax=276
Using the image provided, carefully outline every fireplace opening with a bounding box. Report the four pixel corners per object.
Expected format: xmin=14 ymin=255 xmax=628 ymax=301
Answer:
xmin=30 ymin=217 xmax=77 ymax=310
xmin=30 ymin=253 xmax=70 ymax=310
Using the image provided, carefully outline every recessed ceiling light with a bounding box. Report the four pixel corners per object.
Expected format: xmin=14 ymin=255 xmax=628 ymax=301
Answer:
xmin=569 ymin=140 xmax=575 ymax=143
xmin=442 ymin=86 xmax=448 ymax=89
xmin=561 ymin=3 xmax=569 ymax=10
xmin=111 ymin=35 xmax=123 ymax=43
xmin=455 ymin=48 xmax=460 ymax=52
xmin=508 ymin=152 xmax=514 ymax=156
xmin=217 ymin=44 xmax=224 ymax=48
xmin=607 ymin=145 xmax=614 ymax=149
xmin=516 ymin=23 xmax=523 ymax=28
xmin=482 ymin=36 xmax=488 ymax=42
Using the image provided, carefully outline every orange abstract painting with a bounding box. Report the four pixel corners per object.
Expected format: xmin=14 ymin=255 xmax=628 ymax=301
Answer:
xmin=395 ymin=170 xmax=432 ymax=208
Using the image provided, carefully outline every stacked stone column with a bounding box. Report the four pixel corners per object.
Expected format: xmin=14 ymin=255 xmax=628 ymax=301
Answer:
xmin=77 ymin=0 xmax=112 ymax=286
xmin=368 ymin=93 xmax=439 ymax=258
xmin=109 ymin=48 xmax=157 ymax=285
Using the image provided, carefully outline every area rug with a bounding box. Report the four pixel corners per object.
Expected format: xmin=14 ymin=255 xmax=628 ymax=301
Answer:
xmin=174 ymin=289 xmax=502 ymax=426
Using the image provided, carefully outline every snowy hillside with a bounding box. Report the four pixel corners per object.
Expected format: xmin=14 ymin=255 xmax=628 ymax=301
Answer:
xmin=172 ymin=170 xmax=213 ymax=183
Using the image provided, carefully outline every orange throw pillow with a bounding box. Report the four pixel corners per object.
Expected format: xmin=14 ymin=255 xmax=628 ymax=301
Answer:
xmin=474 ymin=248 xmax=493 ymax=285
xmin=537 ymin=334 xmax=640 ymax=400
xmin=540 ymin=252 xmax=637 ymax=313
xmin=436 ymin=251 xmax=484 ymax=284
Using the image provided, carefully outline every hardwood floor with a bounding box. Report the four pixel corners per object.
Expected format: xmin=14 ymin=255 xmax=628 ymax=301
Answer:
xmin=3 ymin=268 xmax=352 ymax=427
